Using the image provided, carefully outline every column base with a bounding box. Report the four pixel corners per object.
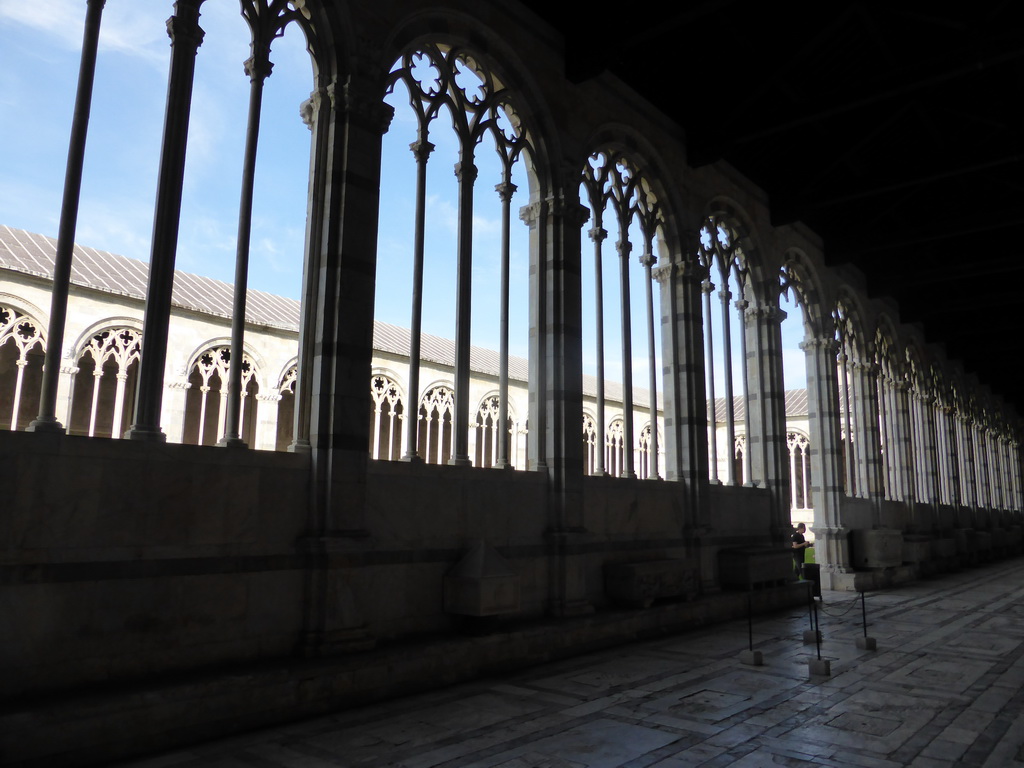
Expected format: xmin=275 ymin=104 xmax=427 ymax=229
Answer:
xmin=25 ymin=418 xmax=65 ymax=434
xmin=217 ymin=436 xmax=249 ymax=449
xmin=126 ymin=426 xmax=167 ymax=442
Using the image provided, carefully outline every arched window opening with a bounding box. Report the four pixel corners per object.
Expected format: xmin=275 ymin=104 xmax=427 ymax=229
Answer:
xmin=637 ymin=423 xmax=664 ymax=480
xmin=698 ymin=217 xmax=751 ymax=485
xmin=417 ymin=384 xmax=455 ymax=466
xmin=474 ymin=394 xmax=517 ymax=469
xmin=580 ymin=150 xmax=663 ymax=480
xmin=0 ymin=304 xmax=44 ymax=431
xmin=182 ymin=347 xmax=259 ymax=447
xmin=733 ymin=433 xmax=747 ymax=486
xmin=873 ymin=330 xmax=906 ymax=502
xmin=380 ymin=43 xmax=534 ymax=468
xmin=834 ymin=300 xmax=874 ymax=498
xmin=68 ymin=327 xmax=141 ymax=439
xmin=275 ymin=365 xmax=297 ymax=452
xmin=370 ymin=374 xmax=404 ymax=461
xmin=605 ymin=418 xmax=626 ymax=478
xmin=583 ymin=412 xmax=599 ymax=475
xmin=787 ymin=431 xmax=812 ymax=512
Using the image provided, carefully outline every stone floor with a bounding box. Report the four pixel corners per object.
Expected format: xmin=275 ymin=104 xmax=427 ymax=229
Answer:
xmin=116 ymin=560 xmax=1024 ymax=768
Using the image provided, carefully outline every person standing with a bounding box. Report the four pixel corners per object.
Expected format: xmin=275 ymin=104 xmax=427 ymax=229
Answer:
xmin=791 ymin=523 xmax=811 ymax=575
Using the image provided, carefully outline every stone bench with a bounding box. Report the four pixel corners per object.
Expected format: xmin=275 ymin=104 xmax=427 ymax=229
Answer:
xmin=604 ymin=559 xmax=699 ymax=608
xmin=718 ymin=546 xmax=793 ymax=591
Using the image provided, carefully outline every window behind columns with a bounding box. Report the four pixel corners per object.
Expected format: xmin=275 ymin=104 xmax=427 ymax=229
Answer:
xmin=580 ymin=151 xmax=664 ymax=480
xmin=697 ymin=216 xmax=752 ymax=486
xmin=0 ymin=303 xmax=44 ymax=431
xmin=182 ymin=346 xmax=259 ymax=446
xmin=68 ymin=327 xmax=141 ymax=439
xmin=378 ymin=42 xmax=534 ymax=468
xmin=275 ymin=364 xmax=297 ymax=452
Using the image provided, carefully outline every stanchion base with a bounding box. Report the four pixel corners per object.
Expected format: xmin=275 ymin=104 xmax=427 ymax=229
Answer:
xmin=802 ymin=630 xmax=822 ymax=644
xmin=856 ymin=636 xmax=877 ymax=650
xmin=739 ymin=650 xmax=763 ymax=666
xmin=808 ymin=658 xmax=831 ymax=676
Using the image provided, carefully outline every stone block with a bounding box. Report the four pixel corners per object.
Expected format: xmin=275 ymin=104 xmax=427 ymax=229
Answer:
xmin=444 ymin=540 xmax=520 ymax=617
xmin=803 ymin=629 xmax=822 ymax=644
xmin=932 ymin=537 xmax=957 ymax=559
xmin=604 ymin=559 xmax=699 ymax=608
xmin=718 ymin=546 xmax=792 ymax=590
xmin=851 ymin=528 xmax=902 ymax=569
xmin=808 ymin=658 xmax=831 ymax=676
xmin=739 ymin=649 xmax=763 ymax=666
xmin=902 ymin=535 xmax=932 ymax=564
xmin=856 ymin=636 xmax=877 ymax=650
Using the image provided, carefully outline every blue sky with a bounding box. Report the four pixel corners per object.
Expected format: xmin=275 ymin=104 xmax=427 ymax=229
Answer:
xmin=0 ymin=0 xmax=312 ymax=299
xmin=0 ymin=0 xmax=805 ymax=390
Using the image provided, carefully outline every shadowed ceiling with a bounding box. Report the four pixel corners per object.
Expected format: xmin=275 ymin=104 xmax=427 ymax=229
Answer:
xmin=527 ymin=1 xmax=1024 ymax=415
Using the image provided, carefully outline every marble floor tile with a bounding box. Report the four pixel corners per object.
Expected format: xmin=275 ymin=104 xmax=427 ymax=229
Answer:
xmin=116 ymin=560 xmax=1024 ymax=768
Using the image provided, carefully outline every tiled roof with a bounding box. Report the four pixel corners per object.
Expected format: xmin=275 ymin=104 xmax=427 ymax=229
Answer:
xmin=1 ymin=226 xmax=808 ymax=414
xmin=0 ymin=225 xmax=300 ymax=331
xmin=712 ymin=389 xmax=809 ymax=421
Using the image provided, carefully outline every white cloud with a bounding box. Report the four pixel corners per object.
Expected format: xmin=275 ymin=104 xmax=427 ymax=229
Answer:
xmin=0 ymin=0 xmax=169 ymax=66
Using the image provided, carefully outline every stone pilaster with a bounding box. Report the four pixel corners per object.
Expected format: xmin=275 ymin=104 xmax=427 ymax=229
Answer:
xmin=745 ymin=302 xmax=790 ymax=544
xmin=655 ymin=253 xmax=710 ymax=547
xmin=300 ymin=68 xmax=393 ymax=657
xmin=800 ymin=333 xmax=852 ymax=580
xmin=521 ymin=177 xmax=592 ymax=617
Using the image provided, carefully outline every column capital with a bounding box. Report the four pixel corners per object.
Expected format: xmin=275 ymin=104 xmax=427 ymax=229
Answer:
xmin=338 ymin=78 xmax=394 ymax=135
xmin=588 ymin=226 xmax=607 ymax=243
xmin=165 ymin=2 xmax=206 ymax=51
xmin=519 ymin=194 xmax=589 ymax=229
xmin=495 ymin=181 xmax=517 ymax=203
xmin=799 ymin=335 xmax=839 ymax=354
xmin=454 ymin=161 xmax=478 ymax=184
xmin=639 ymin=252 xmax=656 ymax=269
xmin=410 ymin=138 xmax=435 ymax=163
xmin=243 ymin=53 xmax=274 ymax=84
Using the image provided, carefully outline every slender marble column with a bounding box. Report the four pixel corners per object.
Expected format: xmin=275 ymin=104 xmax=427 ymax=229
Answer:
xmin=128 ymin=0 xmax=206 ymax=441
xmin=617 ymin=238 xmax=635 ymax=478
xmin=719 ymin=285 xmax=736 ymax=485
xmin=401 ymin=138 xmax=433 ymax=460
xmin=29 ymin=0 xmax=106 ymax=433
xmin=495 ymin=179 xmax=517 ymax=469
xmin=589 ymin=224 xmax=608 ymax=475
xmin=221 ymin=48 xmax=273 ymax=447
xmin=450 ymin=157 xmax=477 ymax=465
xmin=702 ymin=278 xmax=719 ymax=482
xmin=641 ymin=250 xmax=659 ymax=479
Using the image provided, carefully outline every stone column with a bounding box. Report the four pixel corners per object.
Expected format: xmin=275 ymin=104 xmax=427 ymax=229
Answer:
xmin=128 ymin=0 xmax=207 ymax=441
xmin=746 ymin=302 xmax=790 ymax=544
xmin=522 ymin=177 xmax=592 ymax=617
xmin=801 ymin=333 xmax=852 ymax=579
xmin=29 ymin=0 xmax=106 ymax=434
xmin=851 ymin=359 xmax=885 ymax=523
xmin=162 ymin=378 xmax=190 ymax=444
xmin=253 ymin=392 xmax=279 ymax=451
xmin=895 ymin=380 xmax=918 ymax=519
xmin=299 ymin=70 xmax=393 ymax=657
xmin=654 ymin=250 xmax=709 ymax=532
xmin=54 ymin=351 xmax=78 ymax=428
xmin=290 ymin=88 xmax=329 ymax=454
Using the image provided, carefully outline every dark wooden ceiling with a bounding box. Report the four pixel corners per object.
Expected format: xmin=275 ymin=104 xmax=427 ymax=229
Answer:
xmin=527 ymin=1 xmax=1024 ymax=416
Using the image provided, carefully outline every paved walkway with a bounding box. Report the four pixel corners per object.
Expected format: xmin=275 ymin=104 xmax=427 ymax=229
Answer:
xmin=118 ymin=560 xmax=1024 ymax=768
